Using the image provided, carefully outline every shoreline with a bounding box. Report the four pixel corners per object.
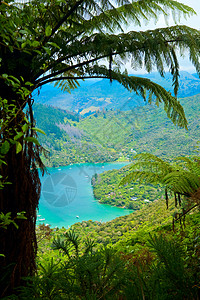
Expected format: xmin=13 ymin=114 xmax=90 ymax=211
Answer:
xmin=38 ymin=161 xmax=132 ymax=228
xmin=43 ymin=158 xmax=130 ymax=169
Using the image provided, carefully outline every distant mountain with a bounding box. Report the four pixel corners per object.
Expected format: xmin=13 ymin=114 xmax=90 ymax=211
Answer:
xmin=34 ymin=71 xmax=200 ymax=114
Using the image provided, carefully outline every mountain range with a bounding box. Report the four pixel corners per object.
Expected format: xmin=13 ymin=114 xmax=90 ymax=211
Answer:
xmin=34 ymin=71 xmax=200 ymax=114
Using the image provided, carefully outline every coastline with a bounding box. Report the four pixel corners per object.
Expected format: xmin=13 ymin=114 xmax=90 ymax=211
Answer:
xmin=38 ymin=161 xmax=132 ymax=228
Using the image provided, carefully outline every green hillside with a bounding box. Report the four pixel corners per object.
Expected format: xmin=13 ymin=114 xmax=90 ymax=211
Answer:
xmin=34 ymin=93 xmax=200 ymax=167
xmin=75 ymin=93 xmax=200 ymax=158
xmin=33 ymin=104 xmax=118 ymax=167
xmin=91 ymin=165 xmax=163 ymax=209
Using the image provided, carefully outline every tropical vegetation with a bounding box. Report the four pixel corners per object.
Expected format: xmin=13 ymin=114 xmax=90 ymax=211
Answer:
xmin=1 ymin=0 xmax=200 ymax=298
xmin=9 ymin=198 xmax=200 ymax=299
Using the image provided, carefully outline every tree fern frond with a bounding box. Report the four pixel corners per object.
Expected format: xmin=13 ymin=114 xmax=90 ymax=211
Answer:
xmin=88 ymin=0 xmax=197 ymax=33
xmin=129 ymin=153 xmax=173 ymax=172
xmin=65 ymin=229 xmax=80 ymax=256
xmin=121 ymin=170 xmax=163 ymax=186
xmin=54 ymin=77 xmax=81 ymax=93
xmin=121 ymin=153 xmax=174 ymax=185
xmin=163 ymin=171 xmax=200 ymax=195
xmin=53 ymin=69 xmax=83 ymax=92
xmin=175 ymin=157 xmax=200 ymax=175
xmin=122 ymin=153 xmax=200 ymax=214
xmin=51 ymin=236 xmax=70 ymax=257
xmin=85 ymin=67 xmax=188 ymax=128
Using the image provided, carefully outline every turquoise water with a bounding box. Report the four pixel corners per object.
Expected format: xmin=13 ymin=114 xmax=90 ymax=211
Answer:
xmin=38 ymin=162 xmax=133 ymax=228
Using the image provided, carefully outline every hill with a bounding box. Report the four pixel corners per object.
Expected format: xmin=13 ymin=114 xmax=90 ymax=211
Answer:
xmin=33 ymin=92 xmax=200 ymax=167
xmin=34 ymin=71 xmax=200 ymax=114
xmin=33 ymin=104 xmax=118 ymax=167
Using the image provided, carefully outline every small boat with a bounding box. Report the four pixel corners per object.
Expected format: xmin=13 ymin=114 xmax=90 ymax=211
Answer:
xmin=58 ymin=168 xmax=61 ymax=170
xmin=38 ymin=215 xmax=41 ymax=217
xmin=39 ymin=218 xmax=45 ymax=221
xmin=76 ymin=216 xmax=79 ymax=219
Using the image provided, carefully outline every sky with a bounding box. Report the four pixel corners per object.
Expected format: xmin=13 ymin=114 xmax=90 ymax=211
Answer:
xmin=125 ymin=0 xmax=200 ymax=73
xmin=167 ymin=0 xmax=200 ymax=29
xmin=140 ymin=0 xmax=200 ymax=30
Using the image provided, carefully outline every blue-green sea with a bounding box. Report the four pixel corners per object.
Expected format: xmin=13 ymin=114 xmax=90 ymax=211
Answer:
xmin=37 ymin=162 xmax=133 ymax=228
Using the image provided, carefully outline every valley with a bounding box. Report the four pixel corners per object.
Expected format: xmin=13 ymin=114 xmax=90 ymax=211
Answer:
xmin=34 ymin=92 xmax=200 ymax=167
xmin=34 ymin=71 xmax=200 ymax=113
xmin=34 ymin=83 xmax=200 ymax=212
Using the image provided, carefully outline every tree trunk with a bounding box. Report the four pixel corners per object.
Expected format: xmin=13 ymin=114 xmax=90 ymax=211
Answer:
xmin=0 ymin=95 xmax=41 ymax=297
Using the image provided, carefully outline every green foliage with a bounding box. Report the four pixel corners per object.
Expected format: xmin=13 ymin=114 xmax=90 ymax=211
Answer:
xmin=34 ymin=92 xmax=200 ymax=167
xmin=0 ymin=96 xmax=42 ymax=186
xmin=0 ymin=211 xmax=27 ymax=257
xmin=0 ymin=211 xmax=27 ymax=230
xmin=16 ymin=230 xmax=127 ymax=299
xmin=11 ymin=217 xmax=200 ymax=299
xmin=122 ymin=234 xmax=198 ymax=300
xmin=91 ymin=165 xmax=162 ymax=209
xmin=1 ymin=0 xmax=200 ymax=127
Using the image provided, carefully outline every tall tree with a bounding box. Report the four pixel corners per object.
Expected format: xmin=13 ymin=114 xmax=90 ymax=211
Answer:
xmin=0 ymin=0 xmax=200 ymax=296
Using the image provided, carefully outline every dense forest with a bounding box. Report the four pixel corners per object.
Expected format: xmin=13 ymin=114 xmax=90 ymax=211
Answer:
xmin=34 ymin=92 xmax=200 ymax=167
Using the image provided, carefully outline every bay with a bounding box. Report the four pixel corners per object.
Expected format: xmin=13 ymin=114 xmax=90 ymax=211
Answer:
xmin=38 ymin=162 xmax=133 ymax=228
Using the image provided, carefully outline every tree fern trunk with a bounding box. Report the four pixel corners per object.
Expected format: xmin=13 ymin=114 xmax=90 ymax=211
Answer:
xmin=0 ymin=126 xmax=41 ymax=297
